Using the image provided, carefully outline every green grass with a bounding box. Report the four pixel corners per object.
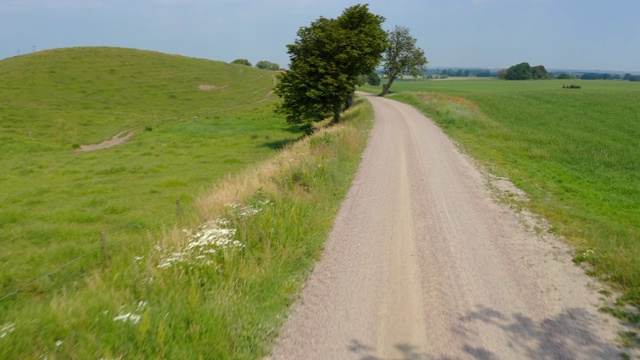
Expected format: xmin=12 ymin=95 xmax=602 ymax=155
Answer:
xmin=364 ymin=79 xmax=640 ymax=309
xmin=0 ymin=47 xmax=295 ymax=352
xmin=0 ymin=47 xmax=375 ymax=358
xmin=0 ymin=47 xmax=298 ymax=302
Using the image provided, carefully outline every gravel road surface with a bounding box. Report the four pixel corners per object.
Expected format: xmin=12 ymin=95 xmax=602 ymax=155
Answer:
xmin=269 ymin=93 xmax=625 ymax=359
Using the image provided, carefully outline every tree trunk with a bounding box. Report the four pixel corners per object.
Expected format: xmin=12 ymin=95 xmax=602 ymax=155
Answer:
xmin=332 ymin=102 xmax=342 ymax=124
xmin=380 ymin=76 xmax=396 ymax=96
xmin=344 ymin=93 xmax=353 ymax=110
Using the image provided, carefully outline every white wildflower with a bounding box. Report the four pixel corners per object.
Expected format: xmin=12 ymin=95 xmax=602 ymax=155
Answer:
xmin=113 ymin=313 xmax=141 ymax=324
xmin=1 ymin=323 xmax=15 ymax=338
xmin=227 ymin=202 xmax=260 ymax=217
xmin=158 ymin=219 xmax=243 ymax=269
xmin=137 ymin=301 xmax=147 ymax=310
xmin=55 ymin=340 xmax=63 ymax=347
xmin=133 ymin=256 xmax=144 ymax=262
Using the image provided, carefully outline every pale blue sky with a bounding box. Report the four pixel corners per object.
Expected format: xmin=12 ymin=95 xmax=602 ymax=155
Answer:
xmin=1 ymin=0 xmax=639 ymax=72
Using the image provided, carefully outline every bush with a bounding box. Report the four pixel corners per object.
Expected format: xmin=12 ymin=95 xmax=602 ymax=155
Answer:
xmin=367 ymin=72 xmax=381 ymax=86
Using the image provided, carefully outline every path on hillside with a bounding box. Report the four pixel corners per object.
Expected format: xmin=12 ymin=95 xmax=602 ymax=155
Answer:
xmin=75 ymin=130 xmax=135 ymax=152
xmin=269 ymin=93 xmax=628 ymax=359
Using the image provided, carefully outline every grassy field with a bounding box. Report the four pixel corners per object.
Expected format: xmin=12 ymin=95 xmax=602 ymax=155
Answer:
xmin=0 ymin=47 xmax=296 ymax=301
xmin=364 ymin=79 xmax=640 ymax=313
xmin=0 ymin=46 xmax=374 ymax=358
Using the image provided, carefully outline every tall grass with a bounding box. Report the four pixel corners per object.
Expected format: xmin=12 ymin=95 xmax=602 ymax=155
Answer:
xmin=370 ymin=79 xmax=640 ymax=311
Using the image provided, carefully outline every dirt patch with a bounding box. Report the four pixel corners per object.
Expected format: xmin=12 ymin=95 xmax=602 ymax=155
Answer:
xmin=198 ymin=84 xmax=228 ymax=91
xmin=75 ymin=131 xmax=134 ymax=152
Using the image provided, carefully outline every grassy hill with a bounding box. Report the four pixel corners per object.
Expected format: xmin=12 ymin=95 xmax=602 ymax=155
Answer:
xmin=0 ymin=47 xmax=298 ymax=313
xmin=0 ymin=46 xmax=376 ymax=358
xmin=0 ymin=46 xmax=279 ymax=149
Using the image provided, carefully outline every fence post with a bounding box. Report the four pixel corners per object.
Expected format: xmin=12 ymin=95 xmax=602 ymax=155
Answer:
xmin=101 ymin=232 xmax=110 ymax=267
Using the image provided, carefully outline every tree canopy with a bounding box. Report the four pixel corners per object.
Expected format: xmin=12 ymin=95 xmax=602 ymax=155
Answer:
xmin=231 ymin=59 xmax=252 ymax=66
xmin=381 ymin=26 xmax=427 ymax=96
xmin=504 ymin=62 xmax=549 ymax=80
xmin=505 ymin=62 xmax=532 ymax=80
xmin=256 ymin=60 xmax=280 ymax=71
xmin=274 ymin=4 xmax=387 ymax=125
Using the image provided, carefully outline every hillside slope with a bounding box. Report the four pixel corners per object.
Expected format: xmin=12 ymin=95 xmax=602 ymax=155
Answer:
xmin=0 ymin=47 xmax=295 ymax=325
xmin=0 ymin=46 xmax=276 ymax=149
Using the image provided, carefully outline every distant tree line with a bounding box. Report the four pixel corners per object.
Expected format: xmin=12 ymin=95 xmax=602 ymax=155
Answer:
xmin=231 ymin=59 xmax=281 ymax=71
xmin=427 ymin=68 xmax=496 ymax=78
xmin=580 ymin=72 xmax=640 ymax=81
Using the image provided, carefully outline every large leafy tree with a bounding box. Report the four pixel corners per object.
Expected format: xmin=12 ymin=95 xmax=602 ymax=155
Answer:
xmin=381 ymin=26 xmax=427 ymax=96
xmin=505 ymin=62 xmax=532 ymax=80
xmin=532 ymin=65 xmax=549 ymax=79
xmin=275 ymin=4 xmax=386 ymax=125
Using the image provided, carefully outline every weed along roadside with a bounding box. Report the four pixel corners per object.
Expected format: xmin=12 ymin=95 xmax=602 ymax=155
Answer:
xmin=0 ymin=96 xmax=374 ymax=358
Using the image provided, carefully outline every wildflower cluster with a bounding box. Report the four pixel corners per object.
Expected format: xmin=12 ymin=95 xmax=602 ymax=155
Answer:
xmin=111 ymin=301 xmax=147 ymax=325
xmin=156 ymin=201 xmax=269 ymax=270
xmin=1 ymin=323 xmax=15 ymax=338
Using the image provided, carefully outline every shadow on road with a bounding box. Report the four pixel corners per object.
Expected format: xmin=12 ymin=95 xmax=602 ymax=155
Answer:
xmin=348 ymin=305 xmax=622 ymax=359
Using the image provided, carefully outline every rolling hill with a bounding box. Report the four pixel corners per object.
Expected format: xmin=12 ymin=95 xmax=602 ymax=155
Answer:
xmin=0 ymin=46 xmax=278 ymax=149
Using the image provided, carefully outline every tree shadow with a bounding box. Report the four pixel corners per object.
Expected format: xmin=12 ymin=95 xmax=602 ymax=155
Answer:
xmin=455 ymin=305 xmax=621 ymax=359
xmin=261 ymin=138 xmax=298 ymax=150
xmin=347 ymin=305 xmax=623 ymax=359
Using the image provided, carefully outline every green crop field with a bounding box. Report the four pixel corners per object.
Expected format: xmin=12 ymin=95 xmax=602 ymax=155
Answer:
xmin=0 ymin=47 xmax=375 ymax=358
xmin=364 ymin=78 xmax=640 ymax=314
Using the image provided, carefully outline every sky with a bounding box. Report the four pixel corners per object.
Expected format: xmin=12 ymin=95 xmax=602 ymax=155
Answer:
xmin=1 ymin=0 xmax=639 ymax=72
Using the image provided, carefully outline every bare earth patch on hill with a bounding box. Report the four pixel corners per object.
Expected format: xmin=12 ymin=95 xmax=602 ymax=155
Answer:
xmin=198 ymin=84 xmax=228 ymax=91
xmin=75 ymin=131 xmax=135 ymax=152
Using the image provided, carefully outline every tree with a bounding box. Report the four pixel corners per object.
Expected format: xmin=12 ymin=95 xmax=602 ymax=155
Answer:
xmin=231 ymin=59 xmax=252 ymax=66
xmin=368 ymin=72 xmax=381 ymax=86
xmin=275 ymin=4 xmax=386 ymax=125
xmin=531 ymin=65 xmax=549 ymax=79
xmin=505 ymin=62 xmax=532 ymax=80
xmin=380 ymin=26 xmax=427 ymax=96
xmin=256 ymin=60 xmax=280 ymax=70
xmin=556 ymin=73 xmax=572 ymax=79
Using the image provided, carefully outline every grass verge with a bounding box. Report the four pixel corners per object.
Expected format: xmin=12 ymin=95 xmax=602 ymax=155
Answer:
xmin=0 ymin=97 xmax=374 ymax=359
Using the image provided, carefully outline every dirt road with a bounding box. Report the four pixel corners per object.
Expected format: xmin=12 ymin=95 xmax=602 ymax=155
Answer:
xmin=270 ymin=93 xmax=625 ymax=359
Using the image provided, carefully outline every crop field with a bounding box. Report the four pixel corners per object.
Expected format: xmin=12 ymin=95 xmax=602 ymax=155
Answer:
xmin=364 ymin=79 xmax=640 ymax=313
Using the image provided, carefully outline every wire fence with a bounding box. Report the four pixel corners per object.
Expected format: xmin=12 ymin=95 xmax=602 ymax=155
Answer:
xmin=0 ymin=199 xmax=186 ymax=302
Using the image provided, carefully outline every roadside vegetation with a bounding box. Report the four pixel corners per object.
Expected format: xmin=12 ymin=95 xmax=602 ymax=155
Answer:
xmin=363 ymin=79 xmax=640 ymax=316
xmin=0 ymin=46 xmax=374 ymax=358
